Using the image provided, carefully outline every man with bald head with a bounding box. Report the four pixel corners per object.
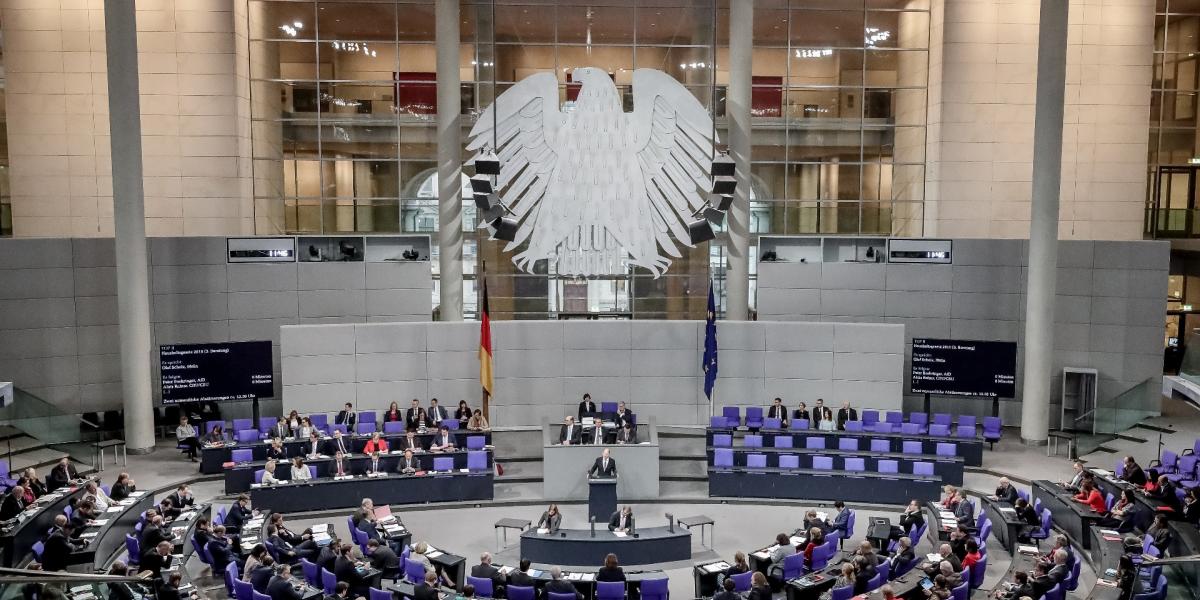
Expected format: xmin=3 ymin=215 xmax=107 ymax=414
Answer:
xmin=0 ymin=485 xmax=25 ymax=520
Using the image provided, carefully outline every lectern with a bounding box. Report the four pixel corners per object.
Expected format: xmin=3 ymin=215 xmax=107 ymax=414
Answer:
xmin=588 ymin=477 xmax=617 ymax=522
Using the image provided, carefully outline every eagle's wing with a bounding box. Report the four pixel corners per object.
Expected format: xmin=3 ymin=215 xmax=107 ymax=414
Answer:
xmin=467 ymin=73 xmax=563 ymax=251
xmin=626 ymin=69 xmax=718 ymax=261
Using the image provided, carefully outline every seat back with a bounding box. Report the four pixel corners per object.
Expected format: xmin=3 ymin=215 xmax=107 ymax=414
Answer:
xmin=791 ymin=419 xmax=809 ymax=430
xmin=830 ymin=584 xmax=854 ymax=600
xmin=870 ymin=439 xmax=890 ymax=453
xmin=383 ymin=421 xmax=404 ymax=434
xmin=232 ymin=418 xmax=253 ymax=432
xmin=845 ymin=421 xmax=864 ymax=432
xmin=936 ymin=442 xmax=957 ymax=456
xmin=878 ymin=459 xmax=898 ymax=474
xmin=466 ymin=577 xmax=494 ymax=598
xmin=254 ymin=469 xmax=265 ymax=484
xmin=596 ymin=581 xmax=625 ymax=600
xmin=969 ymin=556 xmax=987 ymax=588
xmin=866 ymin=572 xmax=883 ymax=592
xmin=958 ymin=415 xmax=976 ymax=429
xmin=466 ymin=435 xmax=487 ymax=450
xmin=507 ymin=587 xmax=535 ymax=600
xmin=237 ymin=429 xmax=259 ymax=443
xmin=206 ymin=420 xmax=225 ymax=436
xmin=710 ymin=416 xmax=726 ymax=428
xmin=929 ymin=424 xmax=950 ymax=436
xmin=322 ymin=568 xmax=337 ymax=594
xmin=258 ymin=417 xmax=276 ymax=432
xmin=640 ymin=578 xmax=669 ymax=600
xmin=913 ymin=462 xmax=934 ymax=476
xmin=747 ymin=454 xmax=767 ymax=469
xmin=32 ymin=541 xmax=44 ymax=560
xmin=468 ymin=450 xmax=488 ymax=471
xmin=369 ymin=589 xmax=392 ymax=600
xmin=955 ymin=424 xmax=975 ymax=438
xmin=730 ymin=571 xmax=752 ymax=592
xmin=844 ymin=457 xmax=865 ymax=472
xmin=713 ymin=433 xmax=732 ymax=447
xmin=744 ymin=434 xmax=763 ymax=447
xmin=779 ymin=455 xmax=800 ymax=469
xmin=301 ymin=558 xmax=319 ymax=586
xmin=231 ymin=449 xmax=253 ymax=463
xmin=813 ymin=455 xmax=833 ymax=470
xmin=714 ymin=448 xmax=734 ymax=468
xmin=433 ymin=456 xmax=453 ymax=472
xmin=902 ymin=440 xmax=922 ymax=454
xmin=933 ymin=413 xmax=952 ymax=426
xmin=773 ymin=435 xmax=793 ymax=448
xmin=404 ymin=558 xmax=425 ymax=584
xmin=862 ymin=410 xmax=879 ymax=425
xmin=910 ymin=413 xmax=929 ymax=426
xmin=782 ymin=552 xmax=805 ymax=579
xmin=806 ymin=437 xmax=825 ymax=449
xmin=330 ymin=424 xmax=348 ymax=434
xmin=874 ymin=422 xmax=894 ymax=434
xmin=124 ymin=534 xmax=140 ymax=565
xmin=443 ymin=419 xmax=460 ymax=430
xmin=253 ymin=591 xmax=271 ymax=600
xmin=838 ymin=438 xmax=858 ymax=451
xmin=846 ymin=510 xmax=856 ymax=538
xmin=950 ymin=581 xmax=968 ymax=600
xmin=763 ymin=417 xmax=783 ymax=429
xmin=900 ymin=423 xmax=920 ymax=434
xmin=721 ymin=406 xmax=740 ymax=425
xmin=886 ymin=411 xmax=903 ymax=425
xmin=234 ymin=580 xmax=253 ymax=600
xmin=357 ymin=421 xmax=376 ymax=435
xmin=745 ymin=407 xmax=764 ymax=423
xmin=225 ymin=562 xmax=239 ymax=596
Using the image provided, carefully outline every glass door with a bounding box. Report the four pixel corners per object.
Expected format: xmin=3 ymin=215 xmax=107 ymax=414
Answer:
xmin=1152 ymin=166 xmax=1200 ymax=236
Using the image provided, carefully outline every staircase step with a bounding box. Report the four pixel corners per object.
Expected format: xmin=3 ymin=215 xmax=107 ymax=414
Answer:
xmin=4 ymin=447 xmax=72 ymax=475
xmin=496 ymin=460 xmax=542 ymax=483
xmin=660 ymin=459 xmax=708 ymax=480
xmin=1133 ymin=422 xmax=1174 ymax=434
xmin=0 ymin=426 xmax=26 ymax=442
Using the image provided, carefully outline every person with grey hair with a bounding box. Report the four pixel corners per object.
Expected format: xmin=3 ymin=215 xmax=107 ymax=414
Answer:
xmin=1047 ymin=549 xmax=1070 ymax=583
xmin=470 ymin=551 xmax=505 ymax=596
xmin=938 ymin=561 xmax=962 ymax=589
xmin=922 ymin=543 xmax=960 ymax=576
xmin=545 ymin=566 xmax=583 ymax=600
xmin=0 ymin=485 xmax=25 ymax=520
xmin=267 ymin=561 xmax=303 ymax=600
xmin=992 ymin=477 xmax=1019 ymax=504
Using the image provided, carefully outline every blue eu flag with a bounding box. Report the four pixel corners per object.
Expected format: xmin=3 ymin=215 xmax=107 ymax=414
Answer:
xmin=703 ymin=282 xmax=718 ymax=399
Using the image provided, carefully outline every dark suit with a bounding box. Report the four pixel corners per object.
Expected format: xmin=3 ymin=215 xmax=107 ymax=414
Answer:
xmin=1030 ymin=574 xmax=1055 ymax=599
xmin=1018 ymin=505 xmax=1040 ymax=526
xmin=357 ymin=519 xmax=382 ymax=542
xmin=226 ymin=504 xmax=253 ymax=533
xmin=41 ymin=530 xmax=75 ymax=571
xmin=811 ymin=407 xmax=826 ymax=426
xmin=267 ymin=576 xmax=304 ymax=600
xmin=335 ymin=556 xmax=366 ymax=594
xmin=397 ymin=456 xmax=421 ymax=473
xmin=157 ymin=583 xmax=182 ymax=600
xmin=335 ymin=410 xmax=357 ymax=429
xmin=508 ymin=571 xmax=535 ymax=588
xmin=140 ymin=550 xmax=172 ymax=578
xmin=767 ymin=404 xmax=788 ymax=423
xmin=589 ymin=456 xmax=617 ymax=477
xmin=836 ymin=408 xmax=858 ymax=430
xmin=167 ymin=492 xmax=194 ymax=510
xmin=616 ymin=427 xmax=637 ymax=445
xmin=0 ymin=494 xmax=25 ymax=520
xmin=405 ymin=408 xmax=423 ymax=430
xmin=894 ymin=547 xmax=916 ymax=567
xmin=266 ymin=446 xmax=286 ymax=460
xmin=1123 ymin=465 xmax=1147 ymax=486
xmin=545 ymin=580 xmax=582 ymax=600
xmin=596 ymin=566 xmax=625 ymax=582
xmin=1048 ymin=563 xmax=1069 ymax=583
xmin=324 ymin=436 xmax=350 ymax=456
xmin=47 ymin=464 xmax=78 ymax=492
xmin=400 ymin=436 xmax=425 ymax=452
xmin=748 ymin=585 xmax=772 ymax=600
xmin=141 ymin=524 xmax=172 ymax=550
xmin=608 ymin=511 xmax=634 ymax=532
xmin=272 ymin=423 xmax=292 ymax=440
xmin=578 ymin=401 xmax=597 ymax=419
xmin=251 ymin=567 xmax=275 ymax=592
xmin=899 ymin=509 xmax=925 ymax=532
xmin=111 ymin=482 xmax=134 ymax=502
xmin=616 ymin=409 xmax=634 ymax=428
xmin=995 ymin=485 xmax=1019 ymax=504
xmin=713 ymin=592 xmax=741 ymax=600
xmin=370 ymin=546 xmax=400 ymax=572
xmin=316 ymin=545 xmax=338 ymax=574
xmin=207 ymin=536 xmax=239 ymax=572
xmin=558 ymin=425 xmax=580 ymax=445
xmin=427 ymin=405 xmax=448 ymax=424
xmin=471 ymin=563 xmax=506 ymax=594
xmin=413 ymin=583 xmax=440 ymax=600
xmin=793 ymin=408 xmax=810 ymax=421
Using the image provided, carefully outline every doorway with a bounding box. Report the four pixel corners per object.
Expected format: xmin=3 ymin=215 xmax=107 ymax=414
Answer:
xmin=1150 ymin=165 xmax=1200 ymax=237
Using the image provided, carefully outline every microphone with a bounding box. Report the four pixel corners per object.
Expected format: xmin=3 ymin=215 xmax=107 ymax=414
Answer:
xmin=666 ymin=513 xmax=674 ymax=533
xmin=589 ymin=516 xmax=596 ymax=538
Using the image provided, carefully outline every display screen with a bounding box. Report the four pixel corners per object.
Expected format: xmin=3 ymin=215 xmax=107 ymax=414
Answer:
xmin=910 ymin=338 xmax=1017 ymax=398
xmin=159 ymin=341 xmax=274 ymax=403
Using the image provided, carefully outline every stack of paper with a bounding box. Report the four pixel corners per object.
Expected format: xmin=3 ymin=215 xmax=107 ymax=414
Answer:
xmin=580 ymin=574 xmax=595 ymax=582
xmin=427 ymin=550 xmax=444 ymax=558
xmin=1018 ymin=545 xmax=1039 ymax=555
xmin=925 ymin=553 xmax=942 ymax=562
xmin=703 ymin=562 xmax=731 ymax=574
xmin=613 ymin=531 xmax=627 ymax=538
xmin=537 ymin=528 xmax=550 ymax=535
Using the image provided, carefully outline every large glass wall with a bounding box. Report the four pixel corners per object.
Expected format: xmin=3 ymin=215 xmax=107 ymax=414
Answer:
xmin=1149 ymin=1 xmax=1200 ymax=236
xmin=247 ymin=0 xmax=930 ymax=317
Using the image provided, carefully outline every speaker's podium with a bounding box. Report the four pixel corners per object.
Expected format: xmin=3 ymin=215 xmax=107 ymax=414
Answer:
xmin=588 ymin=476 xmax=617 ymax=523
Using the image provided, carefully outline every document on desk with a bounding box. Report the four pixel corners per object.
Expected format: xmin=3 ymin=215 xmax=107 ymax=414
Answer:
xmin=815 ymin=512 xmax=828 ymax=522
xmin=105 ymin=507 xmax=124 ymax=513
xmin=612 ymin=531 xmax=627 ymax=538
xmin=752 ymin=550 xmax=771 ymax=560
xmin=312 ymin=523 xmax=328 ymax=533
xmin=1017 ymin=545 xmax=1039 ymax=555
xmin=537 ymin=528 xmax=550 ymax=535
xmin=703 ymin=561 xmax=731 ymax=574
xmin=925 ymin=553 xmax=941 ymax=562
xmin=128 ymin=491 xmax=147 ymax=498
xmin=427 ymin=550 xmax=444 ymax=558
xmin=580 ymin=574 xmax=595 ymax=582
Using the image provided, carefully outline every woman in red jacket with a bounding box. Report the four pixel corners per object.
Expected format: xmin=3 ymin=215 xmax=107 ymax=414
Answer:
xmin=363 ymin=432 xmax=389 ymax=455
xmin=1073 ymin=480 xmax=1107 ymax=513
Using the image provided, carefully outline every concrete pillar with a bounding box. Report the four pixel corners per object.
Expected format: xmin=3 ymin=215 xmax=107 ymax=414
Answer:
xmin=437 ymin=0 xmax=464 ymax=321
xmin=725 ymin=0 xmax=753 ymax=321
xmin=1020 ymin=0 xmax=1069 ymax=446
xmin=103 ymin=0 xmax=154 ymax=453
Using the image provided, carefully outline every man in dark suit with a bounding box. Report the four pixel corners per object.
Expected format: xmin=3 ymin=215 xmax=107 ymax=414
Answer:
xmin=616 ymin=422 xmax=637 ymax=445
xmin=207 ymin=526 xmax=242 ymax=573
xmin=326 ymin=582 xmax=351 ymax=600
xmin=1121 ymin=456 xmax=1147 ymax=486
xmin=578 ymin=394 xmax=597 ymax=419
xmin=1047 ymin=549 xmax=1070 ymax=583
xmin=713 ymin=578 xmax=740 ymax=600
xmin=167 ymin=485 xmax=194 ymax=511
xmin=1029 ymin=563 xmax=1056 ymax=599
xmin=836 ymin=402 xmax=858 ymax=430
xmin=992 ymin=478 xmax=1020 ymax=504
xmin=414 ymin=571 xmax=441 ymax=600
xmin=608 ymin=506 xmax=634 ymax=533
xmin=0 ymin=485 xmax=26 ymax=520
xmin=405 ymin=399 xmax=423 ymax=430
xmin=70 ymin=501 xmax=96 ymax=537
xmin=811 ymin=399 xmax=826 ymax=428
xmin=267 ymin=563 xmax=304 ymax=600
xmin=140 ymin=515 xmax=174 ymax=550
xmin=588 ymin=448 xmax=617 ymax=478
xmin=225 ymin=495 xmax=254 ymax=534
xmin=829 ymin=501 xmax=851 ymax=539
xmin=545 ymin=567 xmax=583 ymax=600
xmin=266 ymin=525 xmax=301 ymax=563
xmin=366 ymin=539 xmax=399 ymax=574
xmin=271 ymin=418 xmax=292 ymax=440
xmin=558 ymin=417 xmax=581 ymax=445
xmin=334 ymin=543 xmax=367 ymax=596
xmin=41 ymin=520 xmax=81 ymax=571
xmin=324 ymin=429 xmax=350 ymax=456
xmin=397 ymin=449 xmax=421 ymax=474
xmin=507 ymin=559 xmax=536 ymax=588
xmin=250 ymin=556 xmax=276 ymax=592
xmin=335 ymin=403 xmax=357 ymax=430
xmin=427 ymin=398 xmax=448 ymax=424
xmin=471 ymin=552 xmax=505 ymax=596
xmin=46 ymin=458 xmax=79 ymax=492
xmin=892 ymin=500 xmax=924 ymax=540
xmin=615 ymin=402 xmax=634 ymax=428
xmin=767 ymin=397 xmax=788 ymax=426
xmin=140 ymin=540 xmax=173 ymax=579
xmin=430 ymin=426 xmax=456 ymax=451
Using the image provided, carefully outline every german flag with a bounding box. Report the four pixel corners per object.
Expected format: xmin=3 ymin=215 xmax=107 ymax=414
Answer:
xmin=479 ymin=272 xmax=494 ymax=412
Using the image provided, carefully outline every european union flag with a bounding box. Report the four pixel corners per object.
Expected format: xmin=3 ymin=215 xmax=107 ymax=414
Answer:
xmin=703 ymin=282 xmax=718 ymax=399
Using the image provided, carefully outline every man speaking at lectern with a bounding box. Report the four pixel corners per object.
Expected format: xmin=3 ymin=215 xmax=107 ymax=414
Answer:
xmin=588 ymin=448 xmax=617 ymax=478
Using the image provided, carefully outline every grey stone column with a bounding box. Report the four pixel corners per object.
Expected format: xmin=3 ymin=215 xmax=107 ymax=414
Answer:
xmin=103 ymin=0 xmax=154 ymax=453
xmin=725 ymin=0 xmax=753 ymax=321
xmin=437 ymin=0 xmax=464 ymax=321
xmin=1020 ymin=0 xmax=1069 ymax=445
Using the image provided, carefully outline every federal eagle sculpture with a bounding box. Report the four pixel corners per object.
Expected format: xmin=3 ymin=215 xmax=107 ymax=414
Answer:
xmin=468 ymin=67 xmax=720 ymax=277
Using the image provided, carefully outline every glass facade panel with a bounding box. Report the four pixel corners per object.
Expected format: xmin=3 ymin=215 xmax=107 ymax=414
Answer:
xmin=249 ymin=0 xmax=928 ymax=317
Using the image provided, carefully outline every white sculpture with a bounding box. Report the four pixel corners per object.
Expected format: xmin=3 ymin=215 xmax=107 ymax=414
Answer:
xmin=468 ymin=67 xmax=720 ymax=277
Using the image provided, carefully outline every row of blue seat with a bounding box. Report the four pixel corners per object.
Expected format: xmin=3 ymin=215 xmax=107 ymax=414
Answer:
xmin=713 ymin=433 xmax=963 ymax=456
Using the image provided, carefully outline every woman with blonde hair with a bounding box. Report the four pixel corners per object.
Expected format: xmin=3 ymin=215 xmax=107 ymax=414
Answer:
xmin=261 ymin=460 xmax=282 ymax=485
